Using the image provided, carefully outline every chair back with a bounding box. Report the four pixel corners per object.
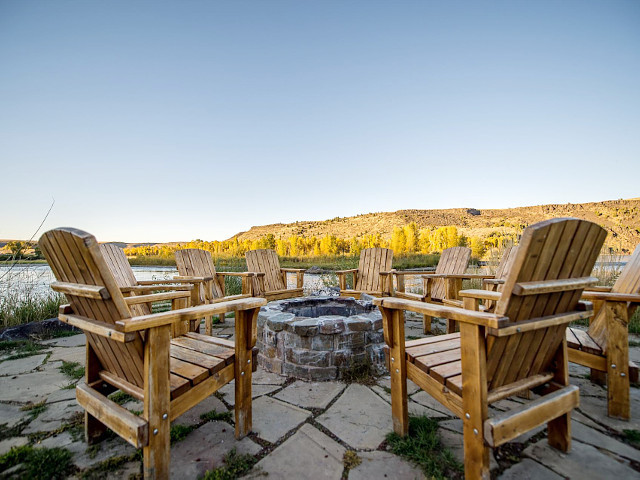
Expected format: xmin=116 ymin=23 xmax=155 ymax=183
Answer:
xmin=246 ymin=249 xmax=285 ymax=292
xmin=101 ymin=243 xmax=151 ymax=317
xmin=486 ymin=218 xmax=606 ymax=390
xmin=175 ymin=249 xmax=224 ymax=299
xmin=431 ymin=246 xmax=471 ymax=300
xmin=588 ymin=244 xmax=640 ymax=350
xmin=355 ymin=248 xmax=393 ymax=292
xmin=40 ymin=228 xmax=145 ymax=388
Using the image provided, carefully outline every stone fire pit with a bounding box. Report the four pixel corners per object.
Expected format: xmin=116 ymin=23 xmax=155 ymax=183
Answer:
xmin=256 ymin=296 xmax=386 ymax=381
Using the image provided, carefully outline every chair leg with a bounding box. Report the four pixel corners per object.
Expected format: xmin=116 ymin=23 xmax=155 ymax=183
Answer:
xmin=606 ymin=302 xmax=630 ymax=419
xmin=590 ymin=368 xmax=606 ymax=386
xmin=422 ymin=314 xmax=432 ymax=334
xmin=85 ymin=412 xmax=107 ymax=444
xmin=548 ymin=337 xmax=571 ymax=452
xmin=205 ymin=317 xmax=212 ymax=336
xmin=235 ymin=309 xmax=256 ymax=438
xmin=143 ymin=326 xmax=171 ymax=479
xmin=460 ymin=321 xmax=490 ymax=480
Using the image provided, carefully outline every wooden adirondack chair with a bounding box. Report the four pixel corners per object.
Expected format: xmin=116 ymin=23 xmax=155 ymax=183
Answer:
xmin=101 ymin=244 xmax=198 ymax=336
xmin=175 ymin=248 xmax=254 ymax=333
xmin=42 ymin=228 xmax=266 ymax=479
xmin=245 ymin=249 xmax=305 ymax=301
xmin=444 ymin=246 xmax=519 ymax=313
xmin=566 ymin=244 xmax=640 ymax=419
xmin=336 ymin=248 xmax=394 ymax=299
xmin=374 ymin=218 xmax=606 ymax=480
xmin=394 ymin=246 xmax=490 ymax=333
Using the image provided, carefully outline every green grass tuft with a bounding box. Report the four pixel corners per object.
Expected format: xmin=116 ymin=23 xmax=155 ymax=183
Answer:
xmin=109 ymin=391 xmax=136 ymax=405
xmin=0 ymin=445 xmax=74 ymax=479
xmin=170 ymin=424 xmax=196 ymax=444
xmin=386 ymin=416 xmax=463 ymax=479
xmin=202 ymin=448 xmax=257 ymax=480
xmin=59 ymin=360 xmax=85 ymax=380
xmin=623 ymin=429 xmax=640 ymax=447
xmin=21 ymin=400 xmax=47 ymax=420
xmin=200 ymin=410 xmax=232 ymax=423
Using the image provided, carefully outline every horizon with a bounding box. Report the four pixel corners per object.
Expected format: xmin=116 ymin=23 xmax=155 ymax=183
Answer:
xmin=1 ymin=1 xmax=639 ymax=243
xmin=0 ymin=195 xmax=637 ymax=244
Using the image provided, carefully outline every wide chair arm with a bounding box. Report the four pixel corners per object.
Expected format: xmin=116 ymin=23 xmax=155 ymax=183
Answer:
xmin=373 ymin=297 xmax=507 ymax=329
xmin=280 ymin=268 xmax=305 ymax=289
xmin=116 ymin=297 xmax=267 ymax=332
xmin=336 ymin=269 xmax=359 ymax=291
xmin=168 ymin=276 xmax=213 ymax=283
xmin=123 ymin=290 xmax=192 ymax=306
xmin=581 ymin=291 xmax=640 ymax=303
xmin=217 ymin=272 xmax=255 ymax=277
xmin=459 ymin=289 xmax=502 ymax=302
xmin=120 ymin=285 xmax=193 ymax=294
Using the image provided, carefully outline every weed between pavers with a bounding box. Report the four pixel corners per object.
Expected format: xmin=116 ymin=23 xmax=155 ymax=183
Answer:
xmin=342 ymin=450 xmax=361 ymax=469
xmin=623 ymin=429 xmax=640 ymax=447
xmin=200 ymin=409 xmax=233 ymax=423
xmin=202 ymin=448 xmax=257 ymax=480
xmin=21 ymin=400 xmax=47 ymax=420
xmin=340 ymin=357 xmax=379 ymax=386
xmin=0 ymin=444 xmax=75 ymax=479
xmin=170 ymin=424 xmax=196 ymax=444
xmin=59 ymin=360 xmax=85 ymax=380
xmin=0 ymin=340 xmax=48 ymax=362
xmin=386 ymin=415 xmax=463 ymax=480
xmin=108 ymin=391 xmax=136 ymax=405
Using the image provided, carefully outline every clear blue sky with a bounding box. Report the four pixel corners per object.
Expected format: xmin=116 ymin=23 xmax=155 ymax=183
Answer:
xmin=1 ymin=0 xmax=638 ymax=242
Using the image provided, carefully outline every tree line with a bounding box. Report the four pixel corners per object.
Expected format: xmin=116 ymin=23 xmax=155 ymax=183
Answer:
xmin=123 ymin=223 xmax=519 ymax=259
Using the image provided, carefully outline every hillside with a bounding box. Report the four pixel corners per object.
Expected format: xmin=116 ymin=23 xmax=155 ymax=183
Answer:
xmin=230 ymin=198 xmax=640 ymax=253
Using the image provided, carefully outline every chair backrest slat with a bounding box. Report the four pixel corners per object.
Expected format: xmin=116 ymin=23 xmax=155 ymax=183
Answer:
xmin=40 ymin=228 xmax=145 ymax=387
xmin=486 ymin=218 xmax=606 ymax=390
xmin=431 ymin=246 xmax=471 ymax=300
xmin=175 ymin=249 xmax=224 ymax=298
xmin=588 ymin=244 xmax=640 ymax=349
xmin=246 ymin=249 xmax=286 ymax=292
xmin=100 ymin=244 xmax=151 ymax=317
xmin=355 ymin=248 xmax=393 ymax=292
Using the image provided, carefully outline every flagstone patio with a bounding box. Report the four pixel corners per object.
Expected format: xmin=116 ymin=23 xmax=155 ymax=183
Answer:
xmin=1 ymin=315 xmax=639 ymax=479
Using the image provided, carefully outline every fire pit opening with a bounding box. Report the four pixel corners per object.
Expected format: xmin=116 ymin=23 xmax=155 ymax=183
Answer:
xmin=256 ymin=296 xmax=386 ymax=381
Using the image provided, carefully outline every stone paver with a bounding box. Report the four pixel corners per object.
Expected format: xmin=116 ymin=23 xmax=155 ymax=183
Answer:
xmin=73 ymin=436 xmax=136 ymax=470
xmin=317 ymin=384 xmax=392 ymax=449
xmin=578 ymin=394 xmax=640 ymax=431
xmin=0 ymin=354 xmax=48 ymax=376
xmin=45 ymin=387 xmax=77 ymax=404
xmin=42 ymin=334 xmax=86 ymax=347
xmin=218 ymin=382 xmax=281 ymax=406
xmin=251 ymin=396 xmax=312 ymax=443
xmin=0 ymin=403 xmax=28 ymax=429
xmin=498 ymin=458 xmax=563 ymax=480
xmin=376 ymin=376 xmax=421 ymax=395
xmin=0 ymin=369 xmax=69 ymax=402
xmin=48 ymin=346 xmax=86 ymax=364
xmin=38 ymin=431 xmax=86 ymax=456
xmin=247 ymin=423 xmax=345 ymax=480
xmin=438 ymin=428 xmax=498 ymax=471
xmin=173 ymin=395 xmax=228 ymax=427
xmin=170 ymin=421 xmax=261 ymax=479
xmin=524 ymin=439 xmax=639 ymax=478
xmin=0 ymin=437 xmax=28 ymax=456
xmin=274 ymin=380 xmax=345 ymax=409
xmin=252 ymin=368 xmax=288 ymax=385
xmin=22 ymin=400 xmax=83 ymax=434
xmin=348 ymin=451 xmax=425 ymax=480
xmin=571 ymin=420 xmax=640 ymax=463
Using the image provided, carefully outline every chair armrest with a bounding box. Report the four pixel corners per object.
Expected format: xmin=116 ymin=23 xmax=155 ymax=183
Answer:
xmin=584 ymin=285 xmax=613 ymax=292
xmin=393 ymin=270 xmax=435 ymax=277
xmin=245 ymin=271 xmax=266 ymax=277
xmin=280 ymin=268 xmax=307 ymax=273
xmin=124 ymin=291 xmax=191 ymax=306
xmin=217 ymin=271 xmax=255 ymax=277
xmin=379 ymin=270 xmax=393 ymax=276
xmin=483 ymin=279 xmax=505 ymax=286
xmin=335 ymin=269 xmax=358 ymax=274
xmin=373 ymin=297 xmax=507 ymax=329
xmin=121 ymin=285 xmax=192 ymax=294
xmin=58 ymin=312 xmax=135 ymax=342
xmin=116 ymin=297 xmax=267 ymax=332
xmin=459 ymin=289 xmax=502 ymax=302
xmin=421 ymin=274 xmax=495 ymax=280
xmin=581 ymin=291 xmax=640 ymax=303
xmin=171 ymin=276 xmax=214 ymax=283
